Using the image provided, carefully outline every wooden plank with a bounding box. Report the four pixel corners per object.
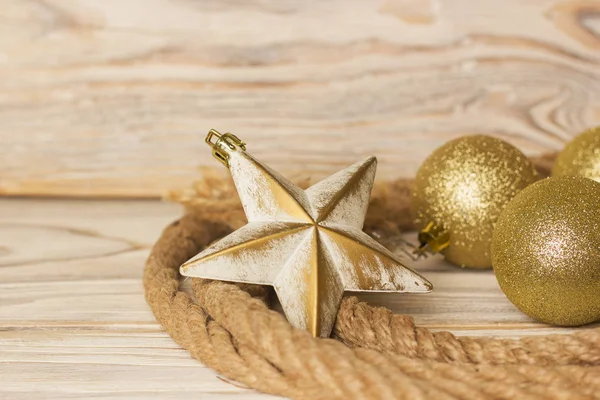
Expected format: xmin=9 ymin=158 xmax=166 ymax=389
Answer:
xmin=1 ymin=0 xmax=600 ymax=197
xmin=1 ymin=198 xmax=598 ymax=399
xmin=0 ymin=198 xmax=279 ymax=399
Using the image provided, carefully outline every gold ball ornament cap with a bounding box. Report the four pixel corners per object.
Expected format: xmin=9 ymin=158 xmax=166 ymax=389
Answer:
xmin=411 ymin=135 xmax=539 ymax=269
xmin=552 ymin=126 xmax=600 ymax=182
xmin=492 ymin=175 xmax=600 ymax=326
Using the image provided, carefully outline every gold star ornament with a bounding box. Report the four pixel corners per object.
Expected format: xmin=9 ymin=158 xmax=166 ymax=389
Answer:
xmin=181 ymin=130 xmax=432 ymax=337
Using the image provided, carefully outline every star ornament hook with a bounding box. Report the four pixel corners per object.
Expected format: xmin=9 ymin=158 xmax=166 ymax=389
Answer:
xmin=181 ymin=130 xmax=433 ymax=338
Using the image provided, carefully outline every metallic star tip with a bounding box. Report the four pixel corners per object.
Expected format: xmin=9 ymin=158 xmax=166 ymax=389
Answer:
xmin=406 ymin=272 xmax=434 ymax=293
xmin=364 ymin=156 xmax=377 ymax=167
xmin=421 ymin=279 xmax=434 ymax=293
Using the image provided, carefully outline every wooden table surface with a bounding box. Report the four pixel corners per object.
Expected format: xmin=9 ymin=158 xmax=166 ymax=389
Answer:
xmin=1 ymin=198 xmax=597 ymax=399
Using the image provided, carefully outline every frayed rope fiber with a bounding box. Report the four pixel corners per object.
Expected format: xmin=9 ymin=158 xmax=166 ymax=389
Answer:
xmin=144 ymin=153 xmax=600 ymax=400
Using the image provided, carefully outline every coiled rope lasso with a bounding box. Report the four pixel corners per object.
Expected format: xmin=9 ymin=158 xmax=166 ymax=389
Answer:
xmin=144 ymin=153 xmax=600 ymax=400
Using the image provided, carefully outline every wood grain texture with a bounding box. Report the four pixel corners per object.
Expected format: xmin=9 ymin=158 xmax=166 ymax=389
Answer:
xmin=1 ymin=0 xmax=599 ymax=197
xmin=1 ymin=199 xmax=598 ymax=399
xmin=0 ymin=198 xmax=279 ymax=399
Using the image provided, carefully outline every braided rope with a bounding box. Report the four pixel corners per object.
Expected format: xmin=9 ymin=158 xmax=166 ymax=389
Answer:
xmin=145 ymin=154 xmax=600 ymax=399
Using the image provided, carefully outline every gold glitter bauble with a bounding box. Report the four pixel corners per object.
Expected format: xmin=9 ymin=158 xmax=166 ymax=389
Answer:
xmin=492 ymin=176 xmax=600 ymax=326
xmin=553 ymin=126 xmax=600 ymax=182
xmin=411 ymin=135 xmax=539 ymax=269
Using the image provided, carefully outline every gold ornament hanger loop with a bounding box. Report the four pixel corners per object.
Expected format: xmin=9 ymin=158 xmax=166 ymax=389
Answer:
xmin=205 ymin=129 xmax=247 ymax=167
xmin=415 ymin=221 xmax=450 ymax=255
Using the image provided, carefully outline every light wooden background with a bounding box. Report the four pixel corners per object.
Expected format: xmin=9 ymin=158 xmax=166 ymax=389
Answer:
xmin=1 ymin=0 xmax=600 ymax=197
xmin=3 ymin=3 xmax=600 ymax=398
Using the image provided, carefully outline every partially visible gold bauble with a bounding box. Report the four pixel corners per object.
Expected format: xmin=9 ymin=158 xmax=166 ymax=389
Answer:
xmin=553 ymin=126 xmax=600 ymax=182
xmin=492 ymin=176 xmax=600 ymax=326
xmin=411 ymin=135 xmax=539 ymax=269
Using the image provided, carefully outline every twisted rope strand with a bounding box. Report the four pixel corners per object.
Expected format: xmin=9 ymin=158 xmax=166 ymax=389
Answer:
xmin=335 ymin=297 xmax=600 ymax=366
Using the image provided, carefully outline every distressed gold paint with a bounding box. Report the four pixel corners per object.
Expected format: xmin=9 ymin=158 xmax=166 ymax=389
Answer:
xmin=492 ymin=176 xmax=600 ymax=326
xmin=323 ymin=227 xmax=386 ymax=289
xmin=181 ymin=224 xmax=309 ymax=268
xmin=181 ymin=133 xmax=432 ymax=337
xmin=321 ymin=226 xmax=431 ymax=292
xmin=262 ymin=165 xmax=313 ymax=223
xmin=307 ymin=227 xmax=320 ymax=337
xmin=553 ymin=126 xmax=600 ymax=182
xmin=315 ymin=158 xmax=375 ymax=224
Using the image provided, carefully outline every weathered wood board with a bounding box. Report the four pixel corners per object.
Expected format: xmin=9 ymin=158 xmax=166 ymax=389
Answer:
xmin=1 ymin=0 xmax=599 ymax=197
xmin=1 ymin=198 xmax=597 ymax=399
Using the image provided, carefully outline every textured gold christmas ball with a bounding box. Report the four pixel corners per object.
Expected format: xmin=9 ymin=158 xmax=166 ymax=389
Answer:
xmin=553 ymin=126 xmax=600 ymax=182
xmin=492 ymin=176 xmax=600 ymax=326
xmin=411 ymin=135 xmax=539 ymax=269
